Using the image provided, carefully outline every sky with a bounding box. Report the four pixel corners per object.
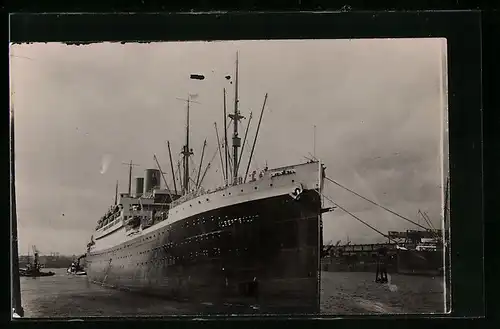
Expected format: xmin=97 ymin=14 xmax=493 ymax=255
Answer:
xmin=10 ymin=38 xmax=448 ymax=256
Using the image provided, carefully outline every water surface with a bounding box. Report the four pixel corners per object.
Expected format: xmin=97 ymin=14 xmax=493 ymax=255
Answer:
xmin=19 ymin=269 xmax=445 ymax=317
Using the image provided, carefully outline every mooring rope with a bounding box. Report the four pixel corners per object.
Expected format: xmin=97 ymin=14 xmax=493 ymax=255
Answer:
xmin=324 ymin=176 xmax=429 ymax=231
xmin=319 ymin=191 xmax=397 ymax=243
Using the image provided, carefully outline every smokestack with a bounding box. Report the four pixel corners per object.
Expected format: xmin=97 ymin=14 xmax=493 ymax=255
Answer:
xmin=134 ymin=177 xmax=144 ymax=197
xmin=143 ymin=169 xmax=161 ymax=194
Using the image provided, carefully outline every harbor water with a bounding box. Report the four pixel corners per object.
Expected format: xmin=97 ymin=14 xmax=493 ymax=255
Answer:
xmin=19 ymin=269 xmax=445 ymax=317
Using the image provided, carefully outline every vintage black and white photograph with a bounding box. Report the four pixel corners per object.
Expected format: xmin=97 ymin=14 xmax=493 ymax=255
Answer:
xmin=10 ymin=38 xmax=449 ymax=317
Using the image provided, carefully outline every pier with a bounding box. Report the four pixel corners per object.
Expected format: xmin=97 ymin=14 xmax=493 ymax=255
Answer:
xmin=322 ymin=243 xmax=398 ymax=273
xmin=321 ymin=239 xmax=444 ymax=276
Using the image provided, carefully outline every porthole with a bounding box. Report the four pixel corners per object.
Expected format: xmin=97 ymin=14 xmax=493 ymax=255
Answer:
xmin=241 ymin=189 xmax=243 ymax=192
xmin=292 ymin=180 xmax=295 ymax=183
xmin=254 ymin=186 xmax=258 ymax=190
xmin=198 ymin=201 xmax=201 ymax=204
xmin=270 ymin=183 xmax=273 ymax=187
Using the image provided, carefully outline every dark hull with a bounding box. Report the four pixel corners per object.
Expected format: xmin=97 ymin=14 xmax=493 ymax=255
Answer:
xmin=397 ymin=249 xmax=444 ymax=276
xmin=20 ymin=271 xmax=55 ymax=277
xmin=86 ymin=189 xmax=321 ymax=314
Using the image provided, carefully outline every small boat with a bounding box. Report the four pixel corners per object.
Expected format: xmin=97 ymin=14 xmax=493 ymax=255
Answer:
xmin=67 ymin=255 xmax=87 ymax=276
xmin=20 ymin=246 xmax=55 ymax=277
xmin=67 ymin=266 xmax=87 ymax=276
xmin=20 ymin=268 xmax=55 ymax=277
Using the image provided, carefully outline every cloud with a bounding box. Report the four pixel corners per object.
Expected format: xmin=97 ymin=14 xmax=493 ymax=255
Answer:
xmin=100 ymin=154 xmax=113 ymax=175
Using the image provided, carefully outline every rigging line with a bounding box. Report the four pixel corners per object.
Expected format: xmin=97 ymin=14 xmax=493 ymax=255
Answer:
xmin=174 ymin=161 xmax=181 ymax=176
xmin=237 ymin=111 xmax=252 ymax=173
xmin=418 ymin=210 xmax=434 ymax=230
xmin=319 ymin=192 xmax=397 ymax=244
xmin=244 ymin=93 xmax=268 ymax=183
xmin=242 ymin=138 xmax=259 ymax=171
xmin=246 ymin=139 xmax=259 ymax=168
xmin=197 ymin=163 xmax=212 ymax=190
xmin=213 ymin=133 xmax=226 ymax=182
xmin=196 ymin=120 xmax=234 ymax=191
xmin=416 ymin=209 xmax=427 ymax=228
xmin=419 ymin=212 xmax=440 ymax=239
xmin=227 ymin=151 xmax=234 ymax=181
xmin=423 ymin=211 xmax=436 ymax=230
xmin=176 ymin=159 xmax=183 ymax=192
xmin=189 ymin=157 xmax=197 ymax=171
xmin=167 ymin=141 xmax=178 ymax=195
xmin=211 ymin=119 xmax=234 ymax=183
xmin=189 ymin=159 xmax=199 ymax=186
xmin=153 ymin=154 xmax=173 ymax=202
xmin=189 ymin=176 xmax=198 ymax=187
xmin=419 ymin=210 xmax=433 ymax=229
xmin=214 ymin=122 xmax=226 ymax=181
xmin=197 ymin=140 xmax=224 ymax=191
xmin=206 ymin=141 xmax=223 ymax=173
xmin=324 ymin=176 xmax=429 ymax=231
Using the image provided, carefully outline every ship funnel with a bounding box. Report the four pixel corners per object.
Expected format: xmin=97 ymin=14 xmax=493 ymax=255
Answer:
xmin=143 ymin=169 xmax=161 ymax=194
xmin=134 ymin=177 xmax=144 ymax=197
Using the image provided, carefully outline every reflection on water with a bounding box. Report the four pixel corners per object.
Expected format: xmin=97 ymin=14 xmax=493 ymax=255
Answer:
xmin=19 ymin=269 xmax=445 ymax=318
xmin=320 ymin=271 xmax=445 ymax=314
xmin=20 ymin=269 xmax=198 ymax=317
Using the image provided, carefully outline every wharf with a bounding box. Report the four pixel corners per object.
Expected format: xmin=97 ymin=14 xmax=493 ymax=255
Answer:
xmin=321 ymin=242 xmax=443 ymax=276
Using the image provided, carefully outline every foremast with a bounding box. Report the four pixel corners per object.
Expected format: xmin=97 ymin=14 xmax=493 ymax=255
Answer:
xmin=122 ymin=161 xmax=139 ymax=196
xmin=182 ymin=97 xmax=194 ymax=194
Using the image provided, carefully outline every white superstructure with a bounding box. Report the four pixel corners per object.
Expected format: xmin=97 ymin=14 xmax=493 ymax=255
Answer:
xmin=90 ymin=161 xmax=321 ymax=252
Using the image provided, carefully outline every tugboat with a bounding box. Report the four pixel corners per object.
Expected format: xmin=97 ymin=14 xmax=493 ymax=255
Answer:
xmin=19 ymin=245 xmax=55 ymax=277
xmin=67 ymin=255 xmax=87 ymax=276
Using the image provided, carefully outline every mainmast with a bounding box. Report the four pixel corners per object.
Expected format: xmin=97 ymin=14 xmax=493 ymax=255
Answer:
xmin=181 ymin=97 xmax=194 ymax=194
xmin=229 ymin=52 xmax=244 ymax=185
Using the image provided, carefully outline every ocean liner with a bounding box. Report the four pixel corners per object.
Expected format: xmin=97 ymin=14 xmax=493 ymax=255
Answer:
xmin=84 ymin=54 xmax=328 ymax=313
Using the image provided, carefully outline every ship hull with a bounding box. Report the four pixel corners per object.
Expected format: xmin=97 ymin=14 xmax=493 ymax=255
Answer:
xmin=397 ymin=249 xmax=444 ymax=276
xmin=86 ymin=189 xmax=321 ymax=314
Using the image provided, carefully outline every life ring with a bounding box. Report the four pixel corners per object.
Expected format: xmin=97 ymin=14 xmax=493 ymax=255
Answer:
xmin=289 ymin=183 xmax=304 ymax=200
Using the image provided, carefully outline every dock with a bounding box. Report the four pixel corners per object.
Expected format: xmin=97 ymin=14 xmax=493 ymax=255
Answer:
xmin=321 ymin=230 xmax=444 ymax=276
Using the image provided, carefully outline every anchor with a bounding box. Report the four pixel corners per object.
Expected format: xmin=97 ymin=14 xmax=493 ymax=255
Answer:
xmin=321 ymin=206 xmax=336 ymax=214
